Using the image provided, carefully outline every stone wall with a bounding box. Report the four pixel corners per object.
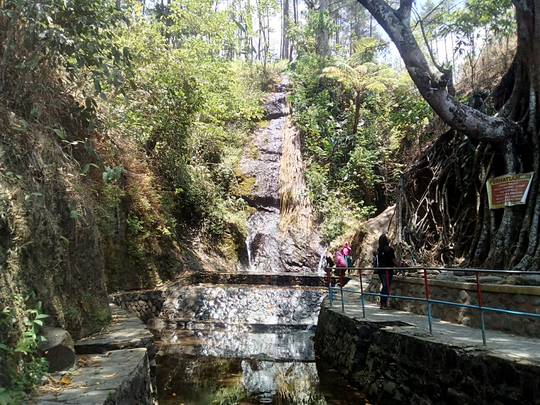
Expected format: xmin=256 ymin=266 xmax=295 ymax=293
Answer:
xmin=314 ymin=302 xmax=406 ymax=388
xmin=111 ymin=290 xmax=165 ymax=323
xmin=366 ymin=276 xmax=540 ymax=338
xmin=111 ymin=276 xmax=329 ymax=327
xmin=314 ymin=300 xmax=540 ymax=405
xmin=365 ymin=328 xmax=540 ymax=405
xmin=161 ymin=285 xmax=326 ymax=325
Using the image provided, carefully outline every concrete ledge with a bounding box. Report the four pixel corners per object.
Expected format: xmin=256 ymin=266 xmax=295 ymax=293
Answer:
xmin=36 ymin=349 xmax=152 ymax=405
xmin=34 ymin=305 xmax=157 ymax=405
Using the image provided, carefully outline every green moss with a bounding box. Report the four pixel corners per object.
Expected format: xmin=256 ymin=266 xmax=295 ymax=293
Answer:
xmin=89 ymin=307 xmax=111 ymax=333
xmin=238 ymin=176 xmax=256 ymax=197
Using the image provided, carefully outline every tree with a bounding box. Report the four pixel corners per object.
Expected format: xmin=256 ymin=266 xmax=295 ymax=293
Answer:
xmin=356 ymin=0 xmax=540 ymax=270
xmin=322 ymin=38 xmax=394 ymax=134
xmin=281 ymin=0 xmax=291 ymax=58
xmin=0 ymin=0 xmax=131 ymax=103
xmin=329 ymin=0 xmax=373 ymax=56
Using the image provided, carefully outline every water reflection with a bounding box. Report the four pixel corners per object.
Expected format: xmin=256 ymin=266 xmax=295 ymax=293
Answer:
xmin=154 ymin=326 xmax=366 ymax=404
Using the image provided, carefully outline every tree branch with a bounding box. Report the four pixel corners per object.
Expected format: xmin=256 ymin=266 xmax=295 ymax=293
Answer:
xmin=416 ymin=11 xmax=455 ymax=96
xmin=356 ymin=0 xmax=523 ymax=157
xmin=398 ymin=0 xmax=413 ymax=20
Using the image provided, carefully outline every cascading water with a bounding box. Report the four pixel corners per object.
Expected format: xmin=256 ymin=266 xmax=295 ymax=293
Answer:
xmin=317 ymin=248 xmax=329 ymax=274
xmin=149 ymin=77 xmax=365 ymax=404
xmin=239 ymin=75 xmax=326 ymax=274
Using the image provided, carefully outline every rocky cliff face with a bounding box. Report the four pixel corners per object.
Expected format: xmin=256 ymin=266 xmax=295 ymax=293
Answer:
xmin=0 ymin=124 xmax=110 ymax=345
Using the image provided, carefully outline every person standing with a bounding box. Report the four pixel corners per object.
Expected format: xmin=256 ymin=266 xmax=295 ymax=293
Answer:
xmin=377 ymin=234 xmax=398 ymax=309
xmin=343 ymin=242 xmax=352 ymax=268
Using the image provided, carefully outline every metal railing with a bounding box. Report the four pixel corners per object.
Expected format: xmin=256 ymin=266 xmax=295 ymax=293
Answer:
xmin=326 ymin=266 xmax=540 ymax=346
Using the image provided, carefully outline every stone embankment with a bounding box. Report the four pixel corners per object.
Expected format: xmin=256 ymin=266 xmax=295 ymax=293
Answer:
xmin=315 ymin=280 xmax=540 ymax=405
xmin=110 ymin=271 xmax=328 ymax=325
xmin=34 ymin=304 xmax=157 ymax=405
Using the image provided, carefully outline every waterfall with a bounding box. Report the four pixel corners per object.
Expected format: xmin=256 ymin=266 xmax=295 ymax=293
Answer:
xmin=246 ymin=239 xmax=252 ymax=269
xmin=317 ymin=248 xmax=328 ymax=275
xmin=238 ymin=75 xmax=325 ymax=274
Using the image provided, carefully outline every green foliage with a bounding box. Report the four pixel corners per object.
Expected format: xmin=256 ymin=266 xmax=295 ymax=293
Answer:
xmin=321 ymin=39 xmax=397 ymax=135
xmin=102 ymin=165 xmax=126 ymax=184
xmin=288 ymin=9 xmax=336 ymax=55
xmin=0 ymin=0 xmax=133 ymax=127
xmin=101 ymin=5 xmax=270 ymax=244
xmin=96 ymin=182 xmax=124 ymax=239
xmin=419 ymin=0 xmax=515 ymax=91
xmin=0 ymin=295 xmax=49 ymax=403
xmin=389 ymin=73 xmax=433 ymax=140
xmin=439 ymin=0 xmax=515 ymax=45
xmin=291 ymin=42 xmax=431 ymax=244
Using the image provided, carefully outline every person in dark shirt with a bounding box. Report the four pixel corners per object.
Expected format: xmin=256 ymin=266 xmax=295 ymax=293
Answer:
xmin=377 ymin=234 xmax=399 ymax=309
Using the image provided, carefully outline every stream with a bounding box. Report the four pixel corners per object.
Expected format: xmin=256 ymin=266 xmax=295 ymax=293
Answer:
xmin=148 ymin=76 xmax=366 ymax=404
xmin=153 ymin=323 xmax=365 ymax=404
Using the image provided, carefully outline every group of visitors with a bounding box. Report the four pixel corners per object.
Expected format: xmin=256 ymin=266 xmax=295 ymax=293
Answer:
xmin=333 ymin=233 xmax=400 ymax=310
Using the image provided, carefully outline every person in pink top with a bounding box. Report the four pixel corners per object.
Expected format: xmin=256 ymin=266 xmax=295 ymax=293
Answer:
xmin=343 ymin=242 xmax=351 ymax=268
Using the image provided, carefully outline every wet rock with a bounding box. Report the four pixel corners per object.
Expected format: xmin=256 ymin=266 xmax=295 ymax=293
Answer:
xmin=383 ymin=380 xmax=396 ymax=395
xmin=38 ymin=327 xmax=77 ymax=372
xmin=147 ymin=317 xmax=167 ymax=331
xmin=513 ymin=294 xmax=527 ymax=304
xmin=435 ymin=273 xmax=458 ymax=281
xmin=479 ymin=276 xmax=503 ymax=283
xmin=465 ymin=276 xmax=503 ymax=284
xmin=262 ymin=93 xmax=289 ymax=120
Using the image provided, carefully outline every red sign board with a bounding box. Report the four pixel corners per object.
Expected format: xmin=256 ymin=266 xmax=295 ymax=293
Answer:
xmin=486 ymin=172 xmax=534 ymax=209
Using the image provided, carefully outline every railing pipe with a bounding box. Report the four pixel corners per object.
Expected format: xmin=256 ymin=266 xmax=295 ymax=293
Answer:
xmin=339 ymin=269 xmax=345 ymax=312
xmin=353 ymin=292 xmax=540 ymax=319
xmin=326 ymin=267 xmax=333 ymax=307
xmin=385 ymin=270 xmax=391 ymax=307
xmin=359 ymin=271 xmax=366 ymax=318
xmin=324 ymin=266 xmax=540 ymax=346
xmin=476 ymin=271 xmax=487 ymax=346
xmin=423 ymin=268 xmax=433 ymax=334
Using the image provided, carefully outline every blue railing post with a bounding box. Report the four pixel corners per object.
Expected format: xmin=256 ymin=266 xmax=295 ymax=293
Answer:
xmin=339 ymin=269 xmax=345 ymax=312
xmin=423 ymin=268 xmax=433 ymax=334
xmin=359 ymin=269 xmax=366 ymax=318
xmin=327 ymin=267 xmax=333 ymax=307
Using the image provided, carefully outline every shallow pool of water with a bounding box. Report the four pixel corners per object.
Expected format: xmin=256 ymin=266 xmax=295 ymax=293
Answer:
xmin=153 ymin=325 xmax=366 ymax=404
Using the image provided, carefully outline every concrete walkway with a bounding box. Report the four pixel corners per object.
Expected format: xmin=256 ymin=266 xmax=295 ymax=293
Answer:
xmin=334 ymin=279 xmax=540 ymax=366
xmin=33 ymin=305 xmax=156 ymax=405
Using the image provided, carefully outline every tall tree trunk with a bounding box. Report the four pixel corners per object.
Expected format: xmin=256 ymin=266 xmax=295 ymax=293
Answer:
xmin=353 ymin=92 xmax=361 ymax=135
xmin=315 ymin=0 xmax=329 ymax=56
xmin=256 ymin=0 xmax=263 ymax=62
xmin=281 ymin=0 xmax=290 ymax=59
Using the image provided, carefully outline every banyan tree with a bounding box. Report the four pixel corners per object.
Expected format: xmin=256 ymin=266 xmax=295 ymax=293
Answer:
xmin=357 ymin=0 xmax=540 ymax=270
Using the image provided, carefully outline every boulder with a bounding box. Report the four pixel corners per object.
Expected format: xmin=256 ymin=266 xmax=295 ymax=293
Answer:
xmin=38 ymin=327 xmax=77 ymax=372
